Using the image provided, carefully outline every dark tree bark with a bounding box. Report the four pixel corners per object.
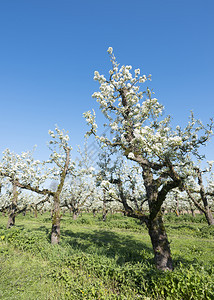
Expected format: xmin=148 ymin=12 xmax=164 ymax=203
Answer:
xmin=7 ymin=204 xmax=16 ymax=229
xmin=92 ymin=208 xmax=96 ymax=217
xmin=147 ymin=212 xmax=173 ymax=270
xmin=204 ymin=209 xmax=214 ymax=225
xmin=142 ymin=165 xmax=178 ymax=271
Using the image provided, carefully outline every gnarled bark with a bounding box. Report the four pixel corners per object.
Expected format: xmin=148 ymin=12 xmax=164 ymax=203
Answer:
xmin=142 ymin=165 xmax=176 ymax=271
xmin=147 ymin=212 xmax=173 ymax=271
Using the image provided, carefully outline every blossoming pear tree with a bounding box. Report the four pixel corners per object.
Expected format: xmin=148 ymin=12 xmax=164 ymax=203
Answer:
xmin=183 ymin=161 xmax=214 ymax=225
xmin=0 ymin=148 xmax=49 ymax=228
xmin=84 ymin=47 xmax=213 ymax=270
xmin=0 ymin=126 xmax=74 ymax=244
xmin=60 ymin=176 xmax=95 ymax=219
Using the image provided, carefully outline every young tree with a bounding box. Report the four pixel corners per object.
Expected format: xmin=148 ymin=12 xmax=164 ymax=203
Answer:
xmin=60 ymin=175 xmax=95 ymax=219
xmin=0 ymin=148 xmax=47 ymax=227
xmin=84 ymin=47 xmax=213 ymax=270
xmin=0 ymin=127 xmax=74 ymax=244
xmin=45 ymin=127 xmax=74 ymax=244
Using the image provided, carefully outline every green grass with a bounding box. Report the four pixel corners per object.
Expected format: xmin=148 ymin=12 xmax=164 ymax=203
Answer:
xmin=0 ymin=212 xmax=214 ymax=299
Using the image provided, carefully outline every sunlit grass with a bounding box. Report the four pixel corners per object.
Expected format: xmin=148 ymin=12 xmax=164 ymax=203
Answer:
xmin=0 ymin=212 xmax=213 ymax=299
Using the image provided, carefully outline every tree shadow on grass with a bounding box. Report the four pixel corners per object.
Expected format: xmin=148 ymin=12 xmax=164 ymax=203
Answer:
xmin=61 ymin=229 xmax=154 ymax=265
xmin=60 ymin=228 xmax=202 ymax=268
xmin=23 ymin=223 xmax=202 ymax=269
xmin=167 ymin=224 xmax=198 ymax=231
xmin=31 ymin=225 xmax=50 ymax=235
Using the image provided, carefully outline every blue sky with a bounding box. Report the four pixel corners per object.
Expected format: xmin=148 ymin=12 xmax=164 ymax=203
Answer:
xmin=0 ymin=0 xmax=213 ymax=162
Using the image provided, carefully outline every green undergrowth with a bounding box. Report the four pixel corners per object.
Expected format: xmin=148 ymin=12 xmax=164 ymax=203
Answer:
xmin=0 ymin=212 xmax=214 ymax=299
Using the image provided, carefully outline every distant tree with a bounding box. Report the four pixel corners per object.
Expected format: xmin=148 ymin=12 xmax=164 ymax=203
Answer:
xmin=60 ymin=141 xmax=97 ymax=219
xmin=84 ymin=47 xmax=213 ymax=270
xmin=96 ymin=147 xmax=146 ymax=218
xmin=184 ymin=162 xmax=214 ymax=225
xmin=96 ymin=148 xmax=119 ymax=221
xmin=0 ymin=148 xmax=48 ymax=227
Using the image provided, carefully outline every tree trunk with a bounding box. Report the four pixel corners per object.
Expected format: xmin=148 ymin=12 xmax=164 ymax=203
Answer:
xmin=175 ymin=193 xmax=179 ymax=216
xmin=50 ymin=146 xmax=70 ymax=245
xmin=191 ymin=208 xmax=195 ymax=217
xmin=73 ymin=209 xmax=79 ymax=220
xmin=7 ymin=204 xmax=16 ymax=228
xmin=196 ymin=168 xmax=214 ymax=225
xmin=51 ymin=195 xmax=61 ymax=245
xmin=205 ymin=208 xmax=214 ymax=225
xmin=92 ymin=208 xmax=96 ymax=217
xmin=34 ymin=207 xmax=38 ymax=218
xmin=102 ymin=189 xmax=108 ymax=221
xmin=102 ymin=210 xmax=108 ymax=222
xmin=147 ymin=212 xmax=173 ymax=271
xmin=7 ymin=181 xmax=18 ymax=229
xmin=142 ymin=165 xmax=174 ymax=271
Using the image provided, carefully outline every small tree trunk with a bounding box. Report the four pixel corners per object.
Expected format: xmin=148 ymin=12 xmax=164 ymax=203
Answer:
xmin=102 ymin=189 xmax=108 ymax=221
xmin=7 ymin=181 xmax=18 ymax=229
xmin=34 ymin=207 xmax=38 ymax=218
xmin=175 ymin=192 xmax=179 ymax=216
xmin=51 ymin=195 xmax=61 ymax=245
xmin=73 ymin=208 xmax=79 ymax=220
xmin=189 ymin=201 xmax=195 ymax=217
xmin=7 ymin=205 xmax=16 ymax=228
xmin=102 ymin=210 xmax=108 ymax=222
xmin=147 ymin=213 xmax=173 ymax=271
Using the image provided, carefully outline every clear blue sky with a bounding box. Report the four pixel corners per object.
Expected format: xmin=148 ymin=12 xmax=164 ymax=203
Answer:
xmin=0 ymin=0 xmax=213 ymax=162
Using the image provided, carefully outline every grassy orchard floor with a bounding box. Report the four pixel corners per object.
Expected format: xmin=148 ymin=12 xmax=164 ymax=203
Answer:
xmin=0 ymin=212 xmax=214 ymax=299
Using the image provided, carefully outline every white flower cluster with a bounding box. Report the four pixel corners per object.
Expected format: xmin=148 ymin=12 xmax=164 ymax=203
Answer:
xmin=46 ymin=126 xmax=74 ymax=178
xmin=83 ymin=110 xmax=98 ymax=136
xmin=0 ymin=148 xmax=48 ymax=188
xmin=84 ymin=47 xmax=213 ymax=172
xmin=0 ymin=126 xmax=74 ymax=189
